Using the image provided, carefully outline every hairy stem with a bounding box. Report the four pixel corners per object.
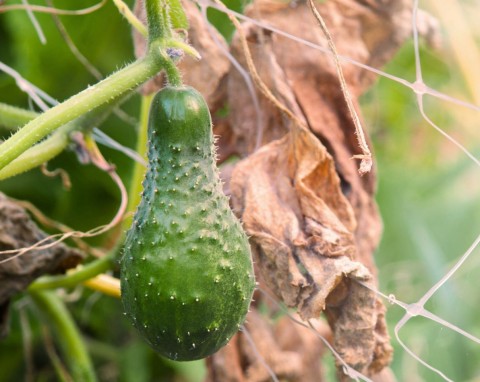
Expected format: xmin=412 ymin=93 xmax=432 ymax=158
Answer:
xmin=143 ymin=0 xmax=182 ymax=85
xmin=145 ymin=0 xmax=171 ymax=43
xmin=0 ymin=103 xmax=115 ymax=180
xmin=112 ymin=0 xmax=147 ymax=37
xmin=0 ymin=47 xmax=163 ymax=171
xmin=160 ymin=51 xmax=182 ymax=86
xmin=30 ymin=290 xmax=97 ymax=382
xmin=0 ymin=124 xmax=71 ymax=180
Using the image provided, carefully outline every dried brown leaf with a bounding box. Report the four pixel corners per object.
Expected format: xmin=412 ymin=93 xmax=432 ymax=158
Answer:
xmin=230 ymin=124 xmax=392 ymax=376
xmin=0 ymin=193 xmax=83 ymax=338
xmin=226 ymin=24 xmax=297 ymax=156
xmin=249 ymin=0 xmax=413 ymax=90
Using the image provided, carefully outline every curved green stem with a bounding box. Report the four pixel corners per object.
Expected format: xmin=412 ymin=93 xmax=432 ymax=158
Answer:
xmin=29 ymin=254 xmax=115 ymax=291
xmin=0 ymin=124 xmax=70 ymax=180
xmin=166 ymin=38 xmax=201 ymax=60
xmin=0 ymin=102 xmax=116 ymax=180
xmin=0 ymin=48 xmax=164 ymax=171
xmin=0 ymin=102 xmax=38 ymax=129
xmin=160 ymin=50 xmax=182 ymax=86
xmin=29 ymin=290 xmax=97 ymax=382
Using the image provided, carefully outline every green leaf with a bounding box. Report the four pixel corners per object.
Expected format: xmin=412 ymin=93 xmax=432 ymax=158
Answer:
xmin=168 ymin=0 xmax=189 ymax=30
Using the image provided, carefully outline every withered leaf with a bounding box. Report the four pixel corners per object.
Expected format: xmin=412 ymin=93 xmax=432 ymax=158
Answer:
xmin=0 ymin=193 xmax=83 ymax=338
xmin=229 ymin=125 xmax=390 ymax=375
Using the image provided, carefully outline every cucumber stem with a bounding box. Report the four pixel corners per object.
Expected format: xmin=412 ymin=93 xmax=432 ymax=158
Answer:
xmin=29 ymin=254 xmax=115 ymax=291
xmin=29 ymin=290 xmax=97 ymax=382
xmin=160 ymin=51 xmax=182 ymax=87
xmin=145 ymin=0 xmax=171 ymax=43
xmin=144 ymin=0 xmax=182 ymax=86
xmin=0 ymin=48 xmax=164 ymax=171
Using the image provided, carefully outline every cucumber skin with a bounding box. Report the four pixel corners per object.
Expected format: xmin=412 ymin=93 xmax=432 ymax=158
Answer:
xmin=121 ymin=86 xmax=255 ymax=361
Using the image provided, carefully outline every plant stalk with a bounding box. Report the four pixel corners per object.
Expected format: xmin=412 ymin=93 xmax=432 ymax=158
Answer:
xmin=124 ymin=93 xmax=152 ymax=227
xmin=0 ymin=124 xmax=71 ymax=180
xmin=0 ymin=102 xmax=39 ymax=129
xmin=145 ymin=0 xmax=171 ymax=43
xmin=30 ymin=290 xmax=97 ymax=382
xmin=29 ymin=254 xmax=115 ymax=291
xmin=0 ymin=102 xmax=116 ymax=180
xmin=0 ymin=48 xmax=163 ymax=171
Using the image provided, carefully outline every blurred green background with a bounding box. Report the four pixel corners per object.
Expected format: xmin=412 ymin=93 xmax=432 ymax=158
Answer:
xmin=1 ymin=0 xmax=479 ymax=381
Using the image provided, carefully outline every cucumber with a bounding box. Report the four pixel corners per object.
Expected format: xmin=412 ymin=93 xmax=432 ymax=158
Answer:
xmin=120 ymin=85 xmax=255 ymax=361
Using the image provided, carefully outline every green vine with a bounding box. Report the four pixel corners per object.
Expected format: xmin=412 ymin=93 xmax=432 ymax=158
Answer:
xmin=125 ymin=93 xmax=153 ymax=224
xmin=0 ymin=50 xmax=162 ymax=171
xmin=0 ymin=102 xmax=38 ymax=129
xmin=30 ymin=290 xmax=97 ymax=382
xmin=146 ymin=0 xmax=172 ymax=43
xmin=2 ymin=0 xmax=190 ymax=295
xmin=29 ymin=254 xmax=115 ymax=292
xmin=0 ymin=103 xmax=114 ymax=180
xmin=0 ymin=0 xmax=192 ymax=290
xmin=0 ymin=125 xmax=71 ymax=180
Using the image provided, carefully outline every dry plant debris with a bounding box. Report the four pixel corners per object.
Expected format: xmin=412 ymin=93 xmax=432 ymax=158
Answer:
xmin=207 ymin=0 xmax=421 ymax=379
xmin=0 ymin=193 xmax=83 ymax=338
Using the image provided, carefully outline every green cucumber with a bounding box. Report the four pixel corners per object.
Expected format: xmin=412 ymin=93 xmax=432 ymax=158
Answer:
xmin=120 ymin=85 xmax=255 ymax=361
